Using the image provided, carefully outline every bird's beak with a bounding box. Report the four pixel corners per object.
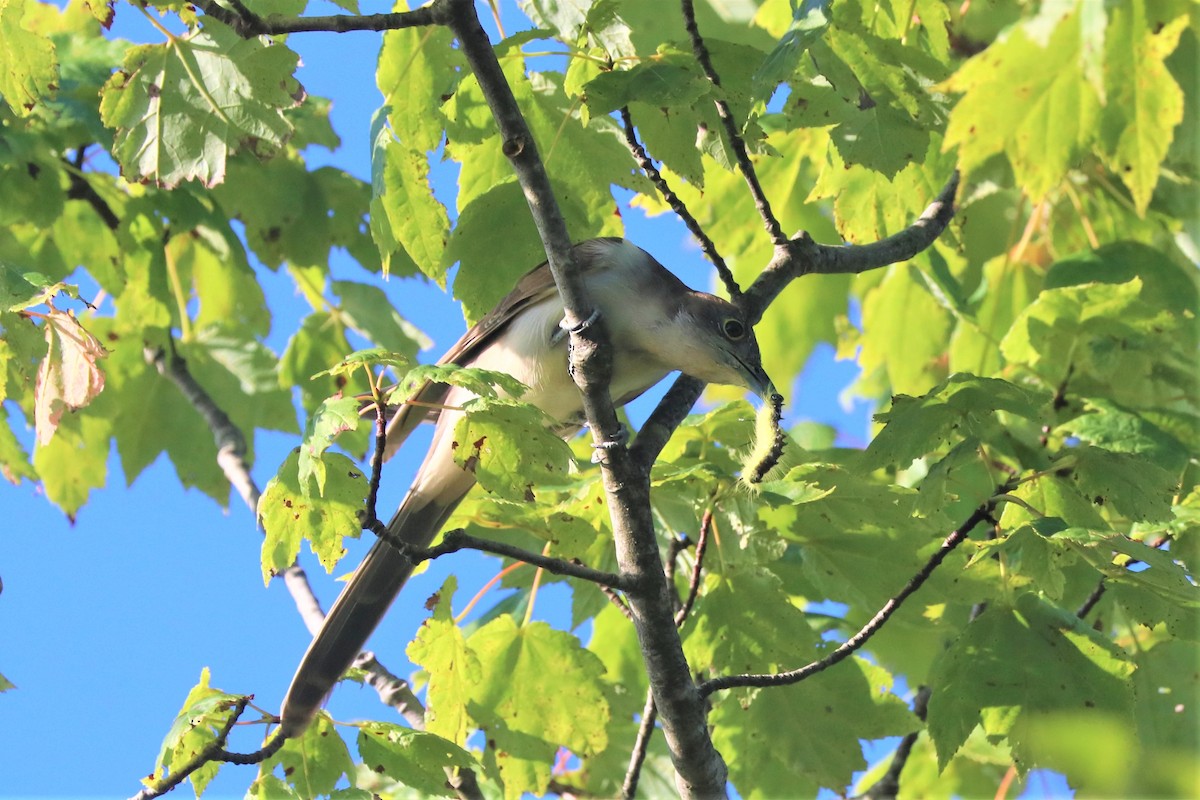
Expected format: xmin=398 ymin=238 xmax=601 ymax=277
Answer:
xmin=738 ymin=359 xmax=772 ymax=398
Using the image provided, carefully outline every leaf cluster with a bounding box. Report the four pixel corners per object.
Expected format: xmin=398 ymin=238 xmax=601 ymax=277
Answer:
xmin=2 ymin=0 xmax=1197 ymax=798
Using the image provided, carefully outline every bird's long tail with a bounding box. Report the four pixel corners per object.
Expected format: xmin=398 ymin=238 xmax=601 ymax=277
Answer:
xmin=279 ymin=420 xmax=474 ymax=737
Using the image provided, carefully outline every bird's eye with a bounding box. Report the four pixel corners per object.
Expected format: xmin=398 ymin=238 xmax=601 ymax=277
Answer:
xmin=722 ymin=318 xmax=746 ymax=340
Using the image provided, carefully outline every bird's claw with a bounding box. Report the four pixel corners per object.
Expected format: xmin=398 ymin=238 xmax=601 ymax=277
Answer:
xmin=591 ymin=425 xmax=629 ymax=463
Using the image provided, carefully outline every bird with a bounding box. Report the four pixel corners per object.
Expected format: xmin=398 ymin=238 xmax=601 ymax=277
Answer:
xmin=279 ymin=237 xmax=770 ymax=737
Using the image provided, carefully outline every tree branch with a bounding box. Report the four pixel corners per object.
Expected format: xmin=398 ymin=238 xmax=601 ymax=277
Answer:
xmin=861 ymin=686 xmax=930 ymax=800
xmin=629 ymin=173 xmax=960 ymax=470
xmin=622 ymin=688 xmax=660 ymax=800
xmin=369 ymin=522 xmax=632 ymax=590
xmin=63 ymin=153 xmax=120 ymax=231
xmin=145 ymin=343 xmax=458 ymax=792
xmin=619 ymin=107 xmax=740 ymax=299
xmin=443 ymin=1 xmax=729 ymax=794
xmin=697 ymin=489 xmax=1003 ymax=698
xmin=680 ymin=0 xmax=785 ymax=245
xmin=130 ymin=697 xmax=289 ymax=800
xmin=624 ymin=507 xmax=713 ymax=798
xmin=742 ymin=171 xmax=960 ymax=323
xmin=147 ymin=342 xmax=259 ymax=511
xmin=192 ymin=0 xmax=445 ymax=36
xmin=674 ymin=508 xmax=712 ymax=628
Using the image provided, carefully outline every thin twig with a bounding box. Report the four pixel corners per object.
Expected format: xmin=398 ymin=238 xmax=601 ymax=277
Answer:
xmin=367 ymin=522 xmax=632 ymax=591
xmin=130 ymin=698 xmax=288 ymax=800
xmin=674 ymin=509 xmax=712 ymax=627
xmin=680 ymin=0 xmax=785 ymax=245
xmin=698 ymin=492 xmax=1004 ymax=698
xmin=63 ymin=156 xmax=120 ymax=231
xmin=861 ymin=686 xmax=930 ymax=799
xmin=602 ymin=584 xmax=635 ymax=621
xmin=1075 ymin=579 xmax=1107 ymax=619
xmin=622 ymin=688 xmax=660 ymax=799
xmin=618 ymin=106 xmax=741 ymax=299
xmin=364 ymin=370 xmax=389 ymax=526
xmin=147 ymin=342 xmax=258 ymax=510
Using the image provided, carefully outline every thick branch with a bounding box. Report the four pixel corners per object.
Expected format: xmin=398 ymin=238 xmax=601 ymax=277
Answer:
xmin=698 ymin=490 xmax=1001 ymax=697
xmin=193 ymin=0 xmax=445 ymax=36
xmin=444 ymin=1 xmax=728 ymax=795
xmin=742 ymin=172 xmax=960 ymax=323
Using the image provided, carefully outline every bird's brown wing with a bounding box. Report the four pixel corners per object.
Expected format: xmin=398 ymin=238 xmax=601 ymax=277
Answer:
xmin=382 ymin=260 xmax=563 ymax=457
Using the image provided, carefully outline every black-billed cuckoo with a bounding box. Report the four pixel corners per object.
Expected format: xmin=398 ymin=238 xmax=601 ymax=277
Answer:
xmin=279 ymin=237 xmax=769 ymax=736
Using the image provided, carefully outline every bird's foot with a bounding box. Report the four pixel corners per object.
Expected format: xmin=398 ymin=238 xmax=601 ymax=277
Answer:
xmin=591 ymin=425 xmax=629 ymax=463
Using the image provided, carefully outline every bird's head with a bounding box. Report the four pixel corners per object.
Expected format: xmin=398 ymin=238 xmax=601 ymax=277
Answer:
xmin=671 ymin=292 xmax=771 ymax=396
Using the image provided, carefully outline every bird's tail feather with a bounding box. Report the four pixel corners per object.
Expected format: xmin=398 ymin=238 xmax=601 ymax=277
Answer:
xmin=278 ymin=488 xmax=467 ymax=737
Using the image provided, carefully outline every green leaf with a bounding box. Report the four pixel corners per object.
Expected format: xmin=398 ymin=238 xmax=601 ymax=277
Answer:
xmin=865 ymin=374 xmax=1045 ymax=469
xmin=259 ymin=714 xmax=353 ymax=798
xmin=466 ymin=617 xmax=608 ymax=799
xmin=0 ymin=417 xmax=35 ymax=484
xmin=332 ymin=279 xmax=432 ymax=358
xmin=683 ymin=564 xmax=821 ymax=675
xmin=1001 ymin=278 xmax=1193 ymax=409
xmin=99 ymin=20 xmax=301 ymax=187
xmin=581 ymin=60 xmax=711 ymax=116
xmin=1065 ymin=445 xmax=1178 ymax=523
xmin=148 ymin=668 xmax=243 ymax=797
xmin=751 ymin=0 xmax=831 ymax=102
xmin=377 ymin=7 xmax=461 ymax=153
xmin=927 ymin=594 xmax=1134 ymax=769
xmin=1132 ymin=640 xmax=1200 ymax=755
xmin=32 ymin=410 xmax=109 ymax=519
xmin=1057 ymin=528 xmax=1200 ymax=622
xmin=356 ymin=723 xmax=478 ymax=798
xmin=942 ymin=7 xmax=1101 ymax=198
xmin=258 ymin=448 xmax=366 ymax=584
xmin=298 ymin=395 xmax=363 ymax=494
xmin=0 ymin=0 xmax=58 ymax=116
xmin=1 ymin=262 xmax=69 ymax=311
xmin=312 ymin=347 xmax=412 ymax=381
xmin=1099 ymin=2 xmax=1188 ymax=213
xmin=857 ymin=263 xmax=952 ymax=396
xmin=967 ymin=524 xmax=1068 ymax=600
xmin=178 ymin=224 xmax=270 ymax=338
xmin=406 ymin=576 xmax=481 ymax=746
xmin=1044 ymin=241 xmax=1199 ymax=316
xmin=280 ymin=311 xmax=364 ymax=415
xmin=759 ymin=464 xmax=942 ymax=609
xmin=388 ymin=364 xmax=527 ymax=406
xmin=452 ymin=398 xmax=573 ymax=503
xmin=369 ymin=129 xmax=450 ymax=280
xmin=712 ymin=659 xmax=918 ymax=796
xmin=1057 ymin=399 xmax=1191 ymax=473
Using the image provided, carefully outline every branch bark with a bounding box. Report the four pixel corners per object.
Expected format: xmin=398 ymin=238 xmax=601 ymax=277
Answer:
xmin=698 ymin=489 xmax=1003 ymax=697
xmin=443 ymin=1 xmax=729 ymax=794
